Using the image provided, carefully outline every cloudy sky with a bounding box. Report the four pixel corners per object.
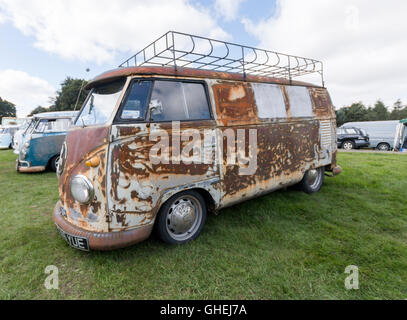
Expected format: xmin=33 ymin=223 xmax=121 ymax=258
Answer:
xmin=0 ymin=0 xmax=406 ymax=117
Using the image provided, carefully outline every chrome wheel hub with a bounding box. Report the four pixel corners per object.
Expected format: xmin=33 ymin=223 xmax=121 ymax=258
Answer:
xmin=343 ymin=142 xmax=352 ymax=150
xmin=307 ymin=168 xmax=322 ymax=189
xmin=166 ymin=196 xmax=202 ymax=240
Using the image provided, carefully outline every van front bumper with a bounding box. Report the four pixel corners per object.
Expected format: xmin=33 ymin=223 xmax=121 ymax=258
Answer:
xmin=53 ymin=201 xmax=154 ymax=251
xmin=16 ymin=160 xmax=46 ymax=173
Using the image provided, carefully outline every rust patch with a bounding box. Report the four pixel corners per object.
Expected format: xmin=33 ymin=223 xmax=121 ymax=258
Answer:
xmin=212 ymin=82 xmax=258 ymax=126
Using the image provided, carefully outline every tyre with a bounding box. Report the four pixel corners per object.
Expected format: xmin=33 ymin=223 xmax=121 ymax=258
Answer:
xmin=298 ymin=167 xmax=325 ymax=194
xmin=154 ymin=190 xmax=207 ymax=245
xmin=49 ymin=155 xmax=60 ymax=172
xmin=377 ymin=143 xmax=390 ymax=151
xmin=342 ymin=140 xmax=355 ymax=150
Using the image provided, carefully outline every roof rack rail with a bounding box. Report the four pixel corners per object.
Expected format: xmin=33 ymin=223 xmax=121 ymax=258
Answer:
xmin=119 ymin=31 xmax=324 ymax=87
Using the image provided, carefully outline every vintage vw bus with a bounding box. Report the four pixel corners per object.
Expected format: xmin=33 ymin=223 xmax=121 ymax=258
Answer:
xmin=16 ymin=111 xmax=78 ymax=173
xmin=53 ymin=32 xmax=342 ymax=251
xmin=0 ymin=125 xmax=19 ymax=149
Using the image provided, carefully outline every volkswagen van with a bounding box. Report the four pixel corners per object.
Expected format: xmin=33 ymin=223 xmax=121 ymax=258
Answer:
xmin=16 ymin=111 xmax=78 ymax=173
xmin=53 ymin=31 xmax=342 ymax=251
xmin=13 ymin=117 xmax=32 ymax=154
xmin=0 ymin=125 xmax=19 ymax=149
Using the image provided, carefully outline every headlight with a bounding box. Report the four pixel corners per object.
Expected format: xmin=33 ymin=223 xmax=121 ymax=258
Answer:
xmin=70 ymin=175 xmax=94 ymax=204
xmin=24 ymin=142 xmax=30 ymax=148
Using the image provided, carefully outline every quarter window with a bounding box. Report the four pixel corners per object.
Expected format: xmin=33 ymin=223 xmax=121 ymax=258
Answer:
xmin=149 ymin=81 xmax=211 ymax=122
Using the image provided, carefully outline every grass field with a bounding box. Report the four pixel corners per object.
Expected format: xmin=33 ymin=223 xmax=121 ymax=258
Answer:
xmin=0 ymin=149 xmax=406 ymax=300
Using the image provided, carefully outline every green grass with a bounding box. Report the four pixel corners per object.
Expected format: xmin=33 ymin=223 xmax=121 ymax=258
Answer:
xmin=0 ymin=149 xmax=406 ymax=300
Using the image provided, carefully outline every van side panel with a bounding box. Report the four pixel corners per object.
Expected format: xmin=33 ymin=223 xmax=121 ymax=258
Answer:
xmin=210 ymin=80 xmax=334 ymax=208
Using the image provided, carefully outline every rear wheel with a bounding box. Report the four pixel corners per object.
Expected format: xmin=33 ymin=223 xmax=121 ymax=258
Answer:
xmin=298 ymin=167 xmax=325 ymax=194
xmin=154 ymin=190 xmax=207 ymax=245
xmin=377 ymin=143 xmax=390 ymax=151
xmin=49 ymin=155 xmax=60 ymax=172
xmin=342 ymin=140 xmax=355 ymax=150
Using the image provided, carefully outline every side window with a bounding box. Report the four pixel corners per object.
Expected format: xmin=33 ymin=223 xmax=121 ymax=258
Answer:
xmin=150 ymin=81 xmax=211 ymax=122
xmin=345 ymin=128 xmax=357 ymax=134
xmin=251 ymin=83 xmax=286 ymax=119
xmin=120 ymin=80 xmax=152 ymax=121
xmin=285 ymin=86 xmax=313 ymax=117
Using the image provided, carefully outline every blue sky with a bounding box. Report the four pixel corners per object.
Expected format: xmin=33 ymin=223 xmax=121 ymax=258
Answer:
xmin=0 ymin=0 xmax=406 ymax=117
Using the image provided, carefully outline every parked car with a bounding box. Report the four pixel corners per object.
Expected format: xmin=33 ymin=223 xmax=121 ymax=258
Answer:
xmin=53 ymin=31 xmax=342 ymax=251
xmin=16 ymin=111 xmax=78 ymax=173
xmin=341 ymin=120 xmax=400 ymax=151
xmin=394 ymin=118 xmax=407 ymax=152
xmin=0 ymin=125 xmax=19 ymax=150
xmin=337 ymin=127 xmax=370 ymax=150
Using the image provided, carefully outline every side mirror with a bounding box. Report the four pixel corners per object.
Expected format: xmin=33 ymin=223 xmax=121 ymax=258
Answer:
xmin=149 ymin=99 xmax=163 ymax=122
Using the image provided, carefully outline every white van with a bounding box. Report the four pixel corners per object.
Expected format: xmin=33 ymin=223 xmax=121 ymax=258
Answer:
xmin=341 ymin=120 xmax=400 ymax=151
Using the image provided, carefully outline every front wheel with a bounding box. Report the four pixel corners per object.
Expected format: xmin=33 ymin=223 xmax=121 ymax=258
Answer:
xmin=154 ymin=190 xmax=207 ymax=245
xmin=298 ymin=167 xmax=325 ymax=194
xmin=49 ymin=155 xmax=60 ymax=172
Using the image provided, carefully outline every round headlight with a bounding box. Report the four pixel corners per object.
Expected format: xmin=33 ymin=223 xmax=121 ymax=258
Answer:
xmin=24 ymin=142 xmax=30 ymax=148
xmin=70 ymin=175 xmax=94 ymax=204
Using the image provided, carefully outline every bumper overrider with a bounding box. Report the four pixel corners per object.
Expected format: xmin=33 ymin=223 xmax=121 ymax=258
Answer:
xmin=53 ymin=201 xmax=154 ymax=251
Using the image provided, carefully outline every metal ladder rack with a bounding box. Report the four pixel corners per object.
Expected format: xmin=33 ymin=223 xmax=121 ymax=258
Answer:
xmin=119 ymin=31 xmax=324 ymax=87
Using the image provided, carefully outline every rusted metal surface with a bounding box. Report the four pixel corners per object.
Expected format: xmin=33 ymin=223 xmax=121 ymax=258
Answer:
xmin=107 ymin=120 xmax=220 ymax=231
xmin=53 ymin=202 xmax=153 ymax=250
xmin=58 ymin=126 xmax=110 ymax=232
xmin=56 ymin=67 xmax=338 ymax=250
xmin=85 ymin=66 xmax=322 ymax=91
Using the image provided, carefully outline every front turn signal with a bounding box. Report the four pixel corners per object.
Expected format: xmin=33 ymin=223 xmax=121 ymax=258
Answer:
xmin=86 ymin=157 xmax=100 ymax=168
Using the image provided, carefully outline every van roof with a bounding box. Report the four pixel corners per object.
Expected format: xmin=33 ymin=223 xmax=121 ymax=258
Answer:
xmin=86 ymin=66 xmax=322 ymax=90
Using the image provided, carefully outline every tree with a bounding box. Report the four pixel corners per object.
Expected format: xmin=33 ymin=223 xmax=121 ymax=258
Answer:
xmin=367 ymin=100 xmax=389 ymax=121
xmin=0 ymin=97 xmax=17 ymax=123
xmin=53 ymin=77 xmax=88 ymax=112
xmin=390 ymin=99 xmax=407 ymax=120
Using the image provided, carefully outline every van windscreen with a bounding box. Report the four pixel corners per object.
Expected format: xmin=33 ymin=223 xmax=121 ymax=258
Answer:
xmin=76 ymin=79 xmax=125 ymax=126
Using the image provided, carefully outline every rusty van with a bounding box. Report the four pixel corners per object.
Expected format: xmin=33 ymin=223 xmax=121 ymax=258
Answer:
xmin=53 ymin=31 xmax=342 ymax=251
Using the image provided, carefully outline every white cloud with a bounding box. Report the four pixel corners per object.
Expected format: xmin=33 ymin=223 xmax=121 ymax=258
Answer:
xmin=243 ymin=0 xmax=407 ymax=108
xmin=0 ymin=70 xmax=55 ymax=117
xmin=0 ymin=0 xmax=228 ymax=64
xmin=214 ymin=0 xmax=246 ymax=21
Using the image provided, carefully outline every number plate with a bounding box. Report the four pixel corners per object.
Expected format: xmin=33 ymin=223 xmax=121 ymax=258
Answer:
xmin=56 ymin=225 xmax=90 ymax=251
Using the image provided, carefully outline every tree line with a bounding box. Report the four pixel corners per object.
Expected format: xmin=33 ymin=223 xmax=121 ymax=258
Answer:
xmin=335 ymin=100 xmax=407 ymax=127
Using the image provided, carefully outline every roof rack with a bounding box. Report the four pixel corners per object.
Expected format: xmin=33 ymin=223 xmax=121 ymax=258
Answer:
xmin=119 ymin=31 xmax=324 ymax=87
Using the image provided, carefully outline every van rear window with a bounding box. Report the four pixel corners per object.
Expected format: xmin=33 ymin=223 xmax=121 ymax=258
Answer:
xmin=285 ymin=86 xmax=313 ymax=117
xmin=251 ymin=83 xmax=286 ymax=119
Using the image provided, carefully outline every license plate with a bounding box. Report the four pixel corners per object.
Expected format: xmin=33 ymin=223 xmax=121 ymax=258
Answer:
xmin=56 ymin=225 xmax=90 ymax=251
